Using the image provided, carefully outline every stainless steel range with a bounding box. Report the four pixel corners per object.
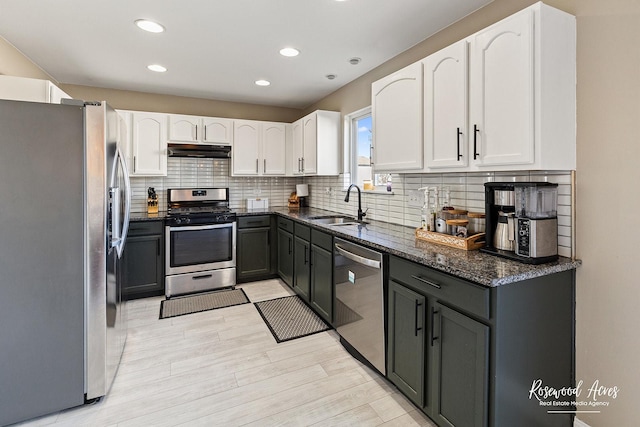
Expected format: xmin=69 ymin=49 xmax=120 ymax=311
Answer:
xmin=165 ymin=188 xmax=236 ymax=298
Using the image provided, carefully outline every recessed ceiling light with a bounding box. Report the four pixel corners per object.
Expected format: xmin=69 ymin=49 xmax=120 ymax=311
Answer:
xmin=326 ymin=74 xmax=337 ymax=80
xmin=349 ymin=57 xmax=361 ymax=65
xmin=279 ymin=47 xmax=300 ymax=57
xmin=147 ymin=64 xmax=167 ymax=73
xmin=135 ymin=19 xmax=165 ymax=33
xmin=255 ymin=79 xmax=271 ymax=86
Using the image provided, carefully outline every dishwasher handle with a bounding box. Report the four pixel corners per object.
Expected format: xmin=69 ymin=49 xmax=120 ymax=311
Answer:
xmin=335 ymin=244 xmax=381 ymax=269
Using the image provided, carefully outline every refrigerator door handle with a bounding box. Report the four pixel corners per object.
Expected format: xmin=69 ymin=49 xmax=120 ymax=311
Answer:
xmin=109 ymin=146 xmax=131 ymax=258
xmin=116 ymin=146 xmax=131 ymax=258
xmin=110 ymin=186 xmax=121 ymax=249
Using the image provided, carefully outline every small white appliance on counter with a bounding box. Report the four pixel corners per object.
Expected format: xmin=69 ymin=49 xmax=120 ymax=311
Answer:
xmin=247 ymin=197 xmax=269 ymax=210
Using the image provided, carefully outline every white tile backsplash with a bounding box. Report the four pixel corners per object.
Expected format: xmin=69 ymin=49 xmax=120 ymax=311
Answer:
xmin=130 ymin=162 xmax=575 ymax=257
xmin=130 ymin=158 xmax=302 ymax=212
xmin=304 ymin=170 xmax=575 ymax=257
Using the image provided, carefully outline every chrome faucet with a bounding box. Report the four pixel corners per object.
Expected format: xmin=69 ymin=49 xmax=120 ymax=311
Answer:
xmin=344 ymin=184 xmax=367 ymax=222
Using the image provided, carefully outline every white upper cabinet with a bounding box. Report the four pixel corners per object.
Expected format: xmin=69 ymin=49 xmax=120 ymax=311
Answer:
xmin=468 ymin=2 xmax=576 ymax=170
xmin=291 ymin=110 xmax=340 ymax=176
xmin=371 ymin=61 xmax=423 ymax=172
xmin=469 ymin=9 xmax=534 ymax=167
xmin=130 ymin=112 xmax=167 ymax=176
xmin=373 ymin=2 xmax=575 ymax=174
xmin=168 ymin=114 xmax=233 ymax=145
xmin=0 ymin=76 xmax=71 ymax=103
xmin=232 ymin=120 xmax=287 ymax=176
xmin=302 ymin=114 xmax=318 ymax=175
xmin=202 ymin=117 xmax=233 ymax=144
xmin=232 ymin=120 xmax=261 ymax=175
xmin=423 ymin=39 xmax=468 ymax=170
xmin=262 ymin=122 xmax=287 ymax=175
xmin=291 ymin=119 xmax=304 ymax=176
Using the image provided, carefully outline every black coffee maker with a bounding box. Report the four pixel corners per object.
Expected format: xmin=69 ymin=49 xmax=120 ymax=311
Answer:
xmin=482 ymin=182 xmax=559 ymax=264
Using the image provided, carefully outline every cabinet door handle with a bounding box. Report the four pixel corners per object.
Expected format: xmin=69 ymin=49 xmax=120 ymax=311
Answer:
xmin=457 ymin=127 xmax=463 ymax=160
xmin=415 ymin=301 xmax=423 ymax=337
xmin=288 ymin=237 xmax=292 ymax=254
xmin=133 ymin=156 xmax=137 ymax=173
xmin=301 ymin=157 xmax=305 ymax=172
xmin=204 ymin=125 xmax=206 ymax=141
xmin=298 ymin=158 xmax=302 ymax=172
xmin=256 ymin=159 xmax=259 ymax=173
xmin=473 ymin=124 xmax=480 ymax=160
xmin=410 ymin=274 xmax=441 ymax=289
xmin=304 ymin=246 xmax=308 ymax=264
xmin=264 ymin=159 xmax=266 ymax=173
xmin=195 ymin=124 xmax=198 ymax=141
xmin=431 ymin=307 xmax=440 ymax=346
xmin=370 ymin=145 xmax=374 ymax=165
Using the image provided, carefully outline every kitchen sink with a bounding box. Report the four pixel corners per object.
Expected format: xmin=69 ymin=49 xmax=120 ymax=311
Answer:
xmin=308 ymin=215 xmax=368 ymax=226
xmin=308 ymin=215 xmax=356 ymax=225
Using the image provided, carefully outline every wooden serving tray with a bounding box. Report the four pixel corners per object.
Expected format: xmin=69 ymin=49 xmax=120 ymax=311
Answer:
xmin=415 ymin=228 xmax=486 ymax=251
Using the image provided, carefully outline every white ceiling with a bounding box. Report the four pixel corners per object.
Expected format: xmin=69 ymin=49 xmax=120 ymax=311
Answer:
xmin=0 ymin=0 xmax=492 ymax=109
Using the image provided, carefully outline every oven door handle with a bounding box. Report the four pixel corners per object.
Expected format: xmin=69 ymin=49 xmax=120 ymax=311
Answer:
xmin=168 ymin=223 xmax=234 ymax=232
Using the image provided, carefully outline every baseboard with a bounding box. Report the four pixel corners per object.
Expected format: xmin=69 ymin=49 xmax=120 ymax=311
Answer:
xmin=574 ymin=417 xmax=591 ymax=427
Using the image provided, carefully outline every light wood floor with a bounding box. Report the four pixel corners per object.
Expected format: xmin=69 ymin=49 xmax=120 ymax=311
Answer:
xmin=17 ymin=279 xmax=436 ymax=427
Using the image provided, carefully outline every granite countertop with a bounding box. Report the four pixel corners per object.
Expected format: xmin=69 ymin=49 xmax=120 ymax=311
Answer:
xmin=130 ymin=207 xmax=581 ymax=287
xmin=246 ymin=207 xmax=581 ymax=288
xmin=130 ymin=211 xmax=168 ymax=221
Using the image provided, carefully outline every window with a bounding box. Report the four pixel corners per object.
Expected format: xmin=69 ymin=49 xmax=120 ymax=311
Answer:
xmin=347 ymin=107 xmax=391 ymax=190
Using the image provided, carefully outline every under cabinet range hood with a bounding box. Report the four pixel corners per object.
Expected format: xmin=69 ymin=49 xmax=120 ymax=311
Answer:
xmin=168 ymin=143 xmax=231 ymax=158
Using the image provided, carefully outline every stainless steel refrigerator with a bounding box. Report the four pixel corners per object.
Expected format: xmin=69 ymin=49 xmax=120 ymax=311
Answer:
xmin=0 ymin=99 xmax=131 ymax=426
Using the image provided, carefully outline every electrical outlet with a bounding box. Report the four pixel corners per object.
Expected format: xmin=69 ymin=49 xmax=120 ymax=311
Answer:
xmin=407 ymin=190 xmax=423 ymax=208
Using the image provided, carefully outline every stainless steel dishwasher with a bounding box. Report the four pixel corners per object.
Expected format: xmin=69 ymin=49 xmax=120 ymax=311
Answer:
xmin=334 ymin=237 xmax=386 ymax=375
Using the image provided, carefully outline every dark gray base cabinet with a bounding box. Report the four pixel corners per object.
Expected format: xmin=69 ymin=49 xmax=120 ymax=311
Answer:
xmin=121 ymin=220 xmax=165 ymax=300
xmin=237 ymin=215 xmax=276 ymax=283
xmin=387 ymin=255 xmax=574 ymax=427
xmin=277 ymin=218 xmax=294 ymax=287
xmin=292 ymin=223 xmax=333 ymax=324
xmin=309 ymin=231 xmax=333 ymax=323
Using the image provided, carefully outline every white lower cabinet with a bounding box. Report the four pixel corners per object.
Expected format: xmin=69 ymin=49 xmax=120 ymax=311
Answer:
xmin=232 ymin=120 xmax=287 ymax=176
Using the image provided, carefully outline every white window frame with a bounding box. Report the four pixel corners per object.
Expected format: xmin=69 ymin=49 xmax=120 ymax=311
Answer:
xmin=344 ymin=106 xmax=391 ymax=192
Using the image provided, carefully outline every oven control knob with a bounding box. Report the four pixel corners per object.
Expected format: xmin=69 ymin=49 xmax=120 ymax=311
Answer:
xmin=185 ymin=217 xmax=191 ymax=224
xmin=174 ymin=218 xmax=182 ymax=225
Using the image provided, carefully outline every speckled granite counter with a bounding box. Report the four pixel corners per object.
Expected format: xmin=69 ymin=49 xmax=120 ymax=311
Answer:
xmin=129 ymin=211 xmax=168 ymax=221
xmin=238 ymin=207 xmax=581 ymax=288
xmin=129 ymin=207 xmax=580 ymax=287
